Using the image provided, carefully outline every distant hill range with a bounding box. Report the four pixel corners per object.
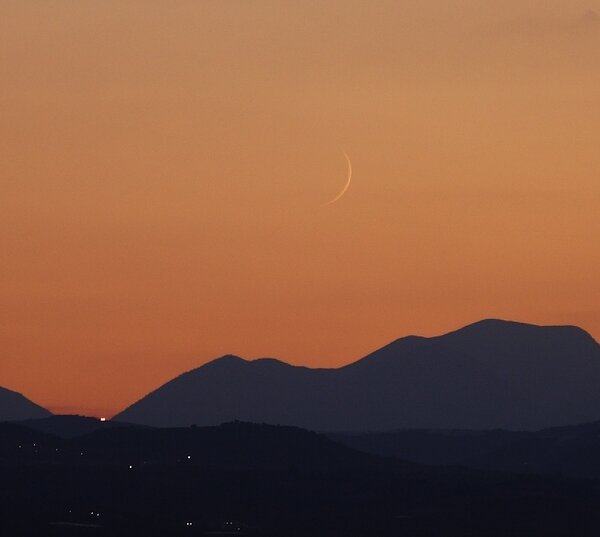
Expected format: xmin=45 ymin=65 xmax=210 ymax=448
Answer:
xmin=11 ymin=415 xmax=600 ymax=481
xmin=3 ymin=420 xmax=600 ymax=536
xmin=114 ymin=319 xmax=600 ymax=431
xmin=331 ymin=419 xmax=600 ymax=480
xmin=0 ymin=386 xmax=51 ymax=422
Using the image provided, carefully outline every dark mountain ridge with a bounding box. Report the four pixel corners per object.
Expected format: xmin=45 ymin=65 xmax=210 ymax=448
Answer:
xmin=114 ymin=319 xmax=600 ymax=431
xmin=0 ymin=386 xmax=52 ymax=421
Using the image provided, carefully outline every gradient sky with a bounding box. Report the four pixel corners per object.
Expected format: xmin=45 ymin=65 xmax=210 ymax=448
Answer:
xmin=2 ymin=1 xmax=599 ymax=417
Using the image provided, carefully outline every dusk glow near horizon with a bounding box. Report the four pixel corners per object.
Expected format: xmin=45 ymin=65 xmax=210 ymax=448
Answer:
xmin=2 ymin=1 xmax=599 ymax=417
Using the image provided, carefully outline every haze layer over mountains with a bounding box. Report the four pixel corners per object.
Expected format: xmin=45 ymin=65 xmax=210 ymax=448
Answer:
xmin=114 ymin=319 xmax=600 ymax=431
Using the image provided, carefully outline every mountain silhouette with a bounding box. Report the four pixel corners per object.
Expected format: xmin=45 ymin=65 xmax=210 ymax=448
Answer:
xmin=0 ymin=386 xmax=51 ymax=422
xmin=114 ymin=319 xmax=600 ymax=431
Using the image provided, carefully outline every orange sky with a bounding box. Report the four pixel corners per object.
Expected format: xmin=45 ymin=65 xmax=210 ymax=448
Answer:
xmin=1 ymin=1 xmax=599 ymax=417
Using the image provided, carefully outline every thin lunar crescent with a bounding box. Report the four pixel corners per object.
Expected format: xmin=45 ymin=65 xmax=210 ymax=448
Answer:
xmin=322 ymin=152 xmax=352 ymax=206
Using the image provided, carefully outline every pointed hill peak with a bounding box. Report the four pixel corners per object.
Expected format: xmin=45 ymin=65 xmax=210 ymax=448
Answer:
xmin=214 ymin=353 xmax=245 ymax=362
xmin=202 ymin=354 xmax=299 ymax=367
xmin=206 ymin=354 xmax=247 ymax=366
xmin=190 ymin=354 xmax=303 ymax=374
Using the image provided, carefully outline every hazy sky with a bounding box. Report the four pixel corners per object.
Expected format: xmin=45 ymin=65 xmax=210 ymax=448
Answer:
xmin=2 ymin=1 xmax=599 ymax=416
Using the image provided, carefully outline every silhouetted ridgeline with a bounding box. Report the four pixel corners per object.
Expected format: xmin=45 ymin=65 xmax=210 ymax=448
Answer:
xmin=114 ymin=319 xmax=600 ymax=430
xmin=331 ymin=418 xmax=600 ymax=479
xmin=0 ymin=386 xmax=51 ymax=421
xmin=2 ymin=421 xmax=600 ymax=536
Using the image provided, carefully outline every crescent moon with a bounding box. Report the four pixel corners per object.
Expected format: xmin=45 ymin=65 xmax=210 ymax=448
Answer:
xmin=322 ymin=152 xmax=352 ymax=206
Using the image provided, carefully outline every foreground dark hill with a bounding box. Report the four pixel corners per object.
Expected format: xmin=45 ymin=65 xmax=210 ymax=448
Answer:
xmin=331 ymin=419 xmax=600 ymax=479
xmin=0 ymin=386 xmax=51 ymax=421
xmin=2 ymin=421 xmax=600 ymax=536
xmin=0 ymin=420 xmax=408 ymax=473
xmin=115 ymin=319 xmax=600 ymax=430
